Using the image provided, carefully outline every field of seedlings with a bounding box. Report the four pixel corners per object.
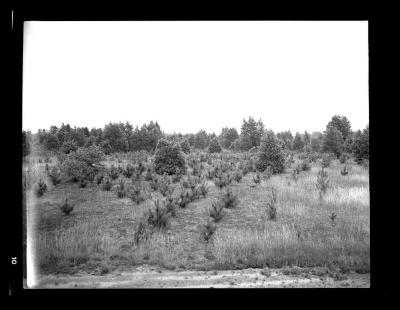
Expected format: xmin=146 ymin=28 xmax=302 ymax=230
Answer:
xmin=24 ymin=146 xmax=369 ymax=287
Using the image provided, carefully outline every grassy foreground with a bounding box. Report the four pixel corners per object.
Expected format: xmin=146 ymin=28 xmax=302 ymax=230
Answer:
xmin=24 ymin=153 xmax=369 ymax=276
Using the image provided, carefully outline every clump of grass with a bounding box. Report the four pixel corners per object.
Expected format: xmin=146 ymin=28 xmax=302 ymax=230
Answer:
xmin=116 ymin=179 xmax=126 ymax=198
xmin=266 ymin=187 xmax=277 ymax=221
xmin=208 ymin=200 xmax=226 ymax=223
xmin=219 ymin=187 xmax=239 ymax=209
xmin=59 ymin=198 xmax=74 ymax=215
xmin=35 ymin=179 xmax=47 ymax=197
xmin=201 ymin=220 xmax=217 ymax=243
xmin=101 ymin=177 xmax=112 ymax=191
xmin=316 ymin=167 xmax=329 ymax=199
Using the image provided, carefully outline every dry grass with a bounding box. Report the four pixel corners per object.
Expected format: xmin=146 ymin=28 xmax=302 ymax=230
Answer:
xmin=26 ymin=153 xmax=369 ymax=275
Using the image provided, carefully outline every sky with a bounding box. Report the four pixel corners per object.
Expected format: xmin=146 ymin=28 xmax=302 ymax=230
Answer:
xmin=22 ymin=21 xmax=368 ymax=135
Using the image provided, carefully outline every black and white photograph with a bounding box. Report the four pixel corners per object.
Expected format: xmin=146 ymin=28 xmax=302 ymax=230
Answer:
xmin=20 ymin=20 xmax=370 ymax=289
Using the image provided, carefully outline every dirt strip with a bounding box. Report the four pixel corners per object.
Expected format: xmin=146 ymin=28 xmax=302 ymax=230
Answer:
xmin=33 ymin=267 xmax=370 ymax=288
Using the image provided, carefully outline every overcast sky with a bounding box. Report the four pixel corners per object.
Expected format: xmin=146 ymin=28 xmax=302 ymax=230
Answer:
xmin=23 ymin=21 xmax=368 ymax=135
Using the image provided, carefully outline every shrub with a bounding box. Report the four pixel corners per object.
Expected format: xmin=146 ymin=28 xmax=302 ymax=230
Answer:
xmin=177 ymin=189 xmax=192 ymax=208
xmin=164 ymin=196 xmax=178 ymax=217
xmin=128 ymin=182 xmax=146 ymax=205
xmin=316 ymin=167 xmax=329 ymax=198
xmin=263 ymin=166 xmax=273 ymax=180
xmin=108 ymin=164 xmax=119 ymax=180
xmin=59 ymin=198 xmax=74 ymax=215
xmin=60 ymin=145 xmax=104 ymax=182
xmin=208 ymin=138 xmax=222 ymax=153
xmin=154 ymin=139 xmax=186 ymax=175
xmin=214 ymin=172 xmax=231 ymax=189
xmin=61 ymin=140 xmax=78 ymax=154
xmin=220 ymin=187 xmax=239 ymax=209
xmin=300 ymin=160 xmax=311 ymax=171
xmin=158 ymin=174 xmax=174 ymax=197
xmin=48 ymin=166 xmax=62 ymax=186
xmin=256 ymin=135 xmax=285 ymax=174
xmin=233 ymin=170 xmax=243 ymax=183
xmin=95 ymin=173 xmax=104 ymax=185
xmin=123 ymin=164 xmax=135 ymax=178
xmin=340 ymin=165 xmax=349 ymax=176
xmin=116 ymin=179 xmax=126 ymax=198
xmin=180 ymin=139 xmax=191 ymax=154
xmin=266 ymin=187 xmax=277 ymax=221
xmin=209 ymin=200 xmax=225 ymax=222
xmin=78 ymin=178 xmax=87 ymax=188
xmin=339 ymin=154 xmax=347 ymax=164
xmin=321 ymin=154 xmax=332 ymax=168
xmin=35 ymin=179 xmax=47 ymax=197
xmin=253 ymin=172 xmax=261 ymax=184
xmin=101 ymin=177 xmax=112 ymax=191
xmin=201 ymin=220 xmax=217 ymax=242
xmin=146 ymin=199 xmax=170 ymax=230
xmin=134 ymin=220 xmax=153 ymax=244
xmin=195 ymin=179 xmax=209 ymax=198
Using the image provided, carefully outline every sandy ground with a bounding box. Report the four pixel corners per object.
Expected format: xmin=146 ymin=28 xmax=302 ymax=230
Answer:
xmin=33 ymin=266 xmax=370 ymax=288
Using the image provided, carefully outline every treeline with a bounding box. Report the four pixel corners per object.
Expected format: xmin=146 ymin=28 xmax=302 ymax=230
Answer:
xmin=22 ymin=115 xmax=369 ymax=162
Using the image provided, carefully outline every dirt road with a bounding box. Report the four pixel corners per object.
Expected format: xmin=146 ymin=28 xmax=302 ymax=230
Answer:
xmin=33 ymin=266 xmax=370 ymax=288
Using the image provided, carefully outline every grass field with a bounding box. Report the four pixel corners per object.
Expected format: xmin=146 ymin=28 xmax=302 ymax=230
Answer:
xmin=24 ymin=152 xmax=369 ymax=277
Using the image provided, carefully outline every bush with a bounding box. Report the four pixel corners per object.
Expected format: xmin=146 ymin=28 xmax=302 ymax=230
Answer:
xmin=300 ymin=160 xmax=311 ymax=171
xmin=321 ymin=154 xmax=332 ymax=168
xmin=35 ymin=179 xmax=47 ymax=197
xmin=256 ymin=135 xmax=285 ymax=174
xmin=108 ymin=164 xmax=119 ymax=180
xmin=253 ymin=172 xmax=261 ymax=184
xmin=219 ymin=187 xmax=239 ymax=209
xmin=154 ymin=139 xmax=186 ymax=175
xmin=61 ymin=140 xmax=78 ymax=154
xmin=177 ymin=189 xmax=192 ymax=208
xmin=209 ymin=200 xmax=225 ymax=222
xmin=266 ymin=187 xmax=277 ymax=221
xmin=158 ymin=174 xmax=174 ymax=197
xmin=128 ymin=182 xmax=146 ymax=205
xmin=180 ymin=139 xmax=191 ymax=154
xmin=195 ymin=180 xmax=209 ymax=197
xmin=116 ymin=179 xmax=126 ymax=198
xmin=101 ymin=177 xmax=112 ymax=191
xmin=146 ymin=199 xmax=170 ymax=230
xmin=316 ymin=167 xmax=329 ymax=198
xmin=59 ymin=198 xmax=74 ymax=215
xmin=48 ymin=166 xmax=62 ymax=186
xmin=208 ymin=138 xmax=222 ymax=153
xmin=60 ymin=145 xmax=104 ymax=182
xmin=201 ymin=220 xmax=217 ymax=242
xmin=123 ymin=164 xmax=135 ymax=178
xmin=214 ymin=172 xmax=231 ymax=189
